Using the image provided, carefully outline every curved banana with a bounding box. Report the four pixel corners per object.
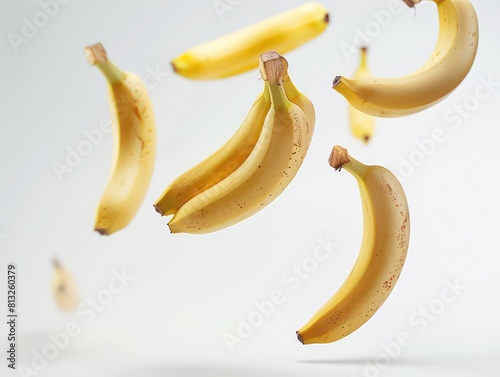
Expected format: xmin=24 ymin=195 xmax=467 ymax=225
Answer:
xmin=85 ymin=43 xmax=156 ymax=235
xmin=296 ymin=146 xmax=410 ymax=344
xmin=168 ymin=51 xmax=311 ymax=234
xmin=52 ymin=260 xmax=79 ymax=311
xmin=171 ymin=2 xmax=329 ymax=79
xmin=349 ymin=47 xmax=375 ymax=142
xmin=333 ymin=0 xmax=478 ymax=117
xmin=154 ymin=59 xmax=315 ymax=217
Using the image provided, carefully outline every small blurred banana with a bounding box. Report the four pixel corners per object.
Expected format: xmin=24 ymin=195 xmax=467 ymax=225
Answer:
xmin=52 ymin=260 xmax=79 ymax=311
xmin=349 ymin=47 xmax=375 ymax=143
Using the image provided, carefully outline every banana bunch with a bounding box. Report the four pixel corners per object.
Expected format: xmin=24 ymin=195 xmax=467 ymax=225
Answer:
xmin=52 ymin=260 xmax=79 ymax=311
xmin=296 ymin=146 xmax=410 ymax=344
xmin=155 ymin=51 xmax=314 ymax=234
xmin=333 ymin=0 xmax=478 ymax=117
xmin=171 ymin=2 xmax=329 ymax=79
xmin=348 ymin=47 xmax=375 ymax=143
xmin=85 ymin=43 xmax=156 ymax=236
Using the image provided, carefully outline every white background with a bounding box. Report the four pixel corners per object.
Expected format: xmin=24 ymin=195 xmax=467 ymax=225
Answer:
xmin=1 ymin=0 xmax=499 ymax=376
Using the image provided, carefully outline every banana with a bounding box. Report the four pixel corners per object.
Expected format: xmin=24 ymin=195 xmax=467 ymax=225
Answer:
xmin=333 ymin=0 xmax=478 ymax=117
xmin=349 ymin=47 xmax=375 ymax=142
xmin=167 ymin=51 xmax=311 ymax=234
xmin=171 ymin=2 xmax=329 ymax=79
xmin=154 ymin=89 xmax=271 ymax=217
xmin=52 ymin=259 xmax=79 ymax=311
xmin=85 ymin=43 xmax=156 ymax=235
xmin=296 ymin=146 xmax=410 ymax=344
xmin=153 ymin=58 xmax=315 ymax=217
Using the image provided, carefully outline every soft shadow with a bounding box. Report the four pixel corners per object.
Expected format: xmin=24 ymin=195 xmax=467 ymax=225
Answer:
xmin=296 ymin=356 xmax=450 ymax=366
xmin=115 ymin=365 xmax=305 ymax=377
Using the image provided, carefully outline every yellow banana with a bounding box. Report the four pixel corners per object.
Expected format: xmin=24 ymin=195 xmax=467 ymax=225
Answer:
xmin=154 ymin=89 xmax=271 ymax=217
xmin=297 ymin=145 xmax=410 ymax=344
xmin=85 ymin=43 xmax=156 ymax=235
xmin=154 ymin=58 xmax=315 ymax=217
xmin=333 ymin=0 xmax=478 ymax=117
xmin=349 ymin=47 xmax=375 ymax=142
xmin=171 ymin=2 xmax=329 ymax=79
xmin=52 ymin=260 xmax=79 ymax=311
xmin=167 ymin=51 xmax=312 ymax=234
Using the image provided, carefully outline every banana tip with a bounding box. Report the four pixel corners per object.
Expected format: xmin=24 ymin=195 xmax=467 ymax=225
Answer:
xmin=332 ymin=76 xmax=342 ymax=88
xmin=94 ymin=228 xmax=109 ymax=236
xmin=153 ymin=204 xmax=164 ymax=216
xmin=296 ymin=331 xmax=304 ymax=345
xmin=170 ymin=61 xmax=178 ymax=74
xmin=324 ymin=13 xmax=330 ymax=23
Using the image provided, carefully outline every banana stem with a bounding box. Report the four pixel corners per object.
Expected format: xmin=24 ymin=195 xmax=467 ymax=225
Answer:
xmin=259 ymin=51 xmax=284 ymax=85
xmin=266 ymin=82 xmax=290 ymax=110
xmin=85 ymin=43 xmax=126 ymax=84
xmin=53 ymin=258 xmax=61 ymax=269
xmin=260 ymin=51 xmax=290 ymax=110
xmin=329 ymin=145 xmax=369 ymax=179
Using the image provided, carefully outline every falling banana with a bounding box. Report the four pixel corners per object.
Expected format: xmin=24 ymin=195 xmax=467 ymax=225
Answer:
xmin=85 ymin=43 xmax=156 ymax=235
xmin=333 ymin=0 xmax=478 ymax=117
xmin=349 ymin=47 xmax=375 ymax=143
xmin=52 ymin=259 xmax=79 ymax=311
xmin=161 ymin=51 xmax=312 ymax=234
xmin=154 ymin=55 xmax=315 ymax=217
xmin=171 ymin=2 xmax=329 ymax=79
xmin=296 ymin=146 xmax=410 ymax=344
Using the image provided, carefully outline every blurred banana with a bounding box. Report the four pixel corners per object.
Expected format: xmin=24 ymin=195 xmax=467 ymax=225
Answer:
xmin=171 ymin=2 xmax=329 ymax=79
xmin=52 ymin=260 xmax=79 ymax=311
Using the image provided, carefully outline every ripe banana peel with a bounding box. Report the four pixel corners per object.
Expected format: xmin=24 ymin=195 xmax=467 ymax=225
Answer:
xmin=333 ymin=0 xmax=478 ymax=117
xmin=85 ymin=43 xmax=156 ymax=235
xmin=349 ymin=47 xmax=375 ymax=143
xmin=171 ymin=2 xmax=329 ymax=79
xmin=296 ymin=146 xmax=410 ymax=344
xmin=52 ymin=260 xmax=79 ymax=311
xmin=155 ymin=52 xmax=314 ymax=234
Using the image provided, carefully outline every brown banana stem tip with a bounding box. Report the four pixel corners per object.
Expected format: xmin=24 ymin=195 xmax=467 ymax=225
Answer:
xmin=84 ymin=42 xmax=108 ymax=65
xmin=329 ymin=145 xmax=350 ymax=171
xmin=53 ymin=258 xmax=61 ymax=269
xmin=402 ymin=0 xmax=420 ymax=8
xmin=296 ymin=331 xmax=304 ymax=344
xmin=95 ymin=228 xmax=108 ymax=236
xmin=259 ymin=51 xmax=285 ymax=84
xmin=332 ymin=76 xmax=342 ymax=88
